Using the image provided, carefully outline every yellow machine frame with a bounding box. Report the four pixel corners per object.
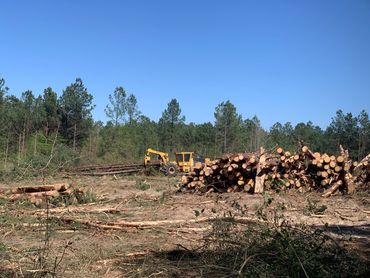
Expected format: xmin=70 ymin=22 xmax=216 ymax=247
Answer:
xmin=144 ymin=148 xmax=170 ymax=166
xmin=175 ymin=152 xmax=194 ymax=173
xmin=144 ymin=148 xmax=209 ymax=176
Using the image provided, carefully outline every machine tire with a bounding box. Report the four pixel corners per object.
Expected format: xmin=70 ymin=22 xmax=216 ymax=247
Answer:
xmin=165 ymin=163 xmax=178 ymax=177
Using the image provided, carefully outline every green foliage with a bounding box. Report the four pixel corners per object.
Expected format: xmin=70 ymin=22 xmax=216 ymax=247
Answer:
xmin=14 ymin=199 xmax=36 ymax=208
xmin=158 ymin=98 xmax=185 ymax=152
xmin=0 ymin=198 xmax=9 ymax=206
xmin=325 ymin=109 xmax=370 ymax=159
xmin=48 ymin=189 xmax=97 ymax=207
xmin=304 ymin=199 xmax=328 ymax=216
xmin=239 ymin=116 xmax=267 ymax=152
xmin=59 ymin=78 xmax=94 ymax=149
xmin=105 ymin=86 xmax=127 ymax=125
xmin=126 ymin=94 xmax=141 ymax=123
xmin=270 ymin=178 xmax=286 ymax=192
xmin=158 ymin=192 xmax=166 ymax=204
xmin=0 ymin=77 xmax=9 ymax=100
xmin=256 ymin=192 xmax=274 ymax=220
xmin=294 ymin=121 xmax=324 ymax=152
xmin=74 ymin=189 xmax=97 ymax=204
xmin=125 ymin=209 xmax=369 ymax=277
xmin=50 ymin=194 xmax=75 ymax=207
xmin=202 ymin=219 xmax=369 ymax=277
xmin=214 ymin=100 xmax=242 ymax=153
xmin=0 ymin=242 xmax=6 ymax=253
xmin=42 ymin=87 xmax=59 ymax=137
xmin=0 ymin=214 xmax=21 ymax=224
xmin=0 ymin=75 xmax=369 ymax=171
xmin=267 ymin=122 xmax=296 ymax=151
xmin=135 ymin=180 xmax=150 ymax=191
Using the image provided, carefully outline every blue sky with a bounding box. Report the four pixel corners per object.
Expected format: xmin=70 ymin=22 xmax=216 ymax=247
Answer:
xmin=1 ymin=0 xmax=369 ymax=129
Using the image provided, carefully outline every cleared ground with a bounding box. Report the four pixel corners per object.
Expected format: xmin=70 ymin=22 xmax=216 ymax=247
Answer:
xmin=0 ymin=175 xmax=369 ymax=277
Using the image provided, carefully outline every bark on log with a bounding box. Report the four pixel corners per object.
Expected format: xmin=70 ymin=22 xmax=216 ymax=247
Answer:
xmin=254 ymin=147 xmax=266 ymax=194
xmin=11 ymin=183 xmax=70 ymax=194
xmin=340 ymin=145 xmax=356 ymax=194
xmin=322 ymin=180 xmax=343 ymax=197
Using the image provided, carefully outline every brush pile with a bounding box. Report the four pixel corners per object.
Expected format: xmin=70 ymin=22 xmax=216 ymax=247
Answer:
xmin=181 ymin=145 xmax=369 ymax=197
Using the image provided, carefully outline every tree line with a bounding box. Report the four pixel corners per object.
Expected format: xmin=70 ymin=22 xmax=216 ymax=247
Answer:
xmin=0 ymin=77 xmax=369 ymax=171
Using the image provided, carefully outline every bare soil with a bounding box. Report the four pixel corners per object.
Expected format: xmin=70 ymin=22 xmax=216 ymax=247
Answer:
xmin=0 ymin=175 xmax=369 ymax=277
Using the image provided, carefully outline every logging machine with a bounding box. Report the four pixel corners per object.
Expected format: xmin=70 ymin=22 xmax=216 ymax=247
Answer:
xmin=144 ymin=148 xmax=208 ymax=177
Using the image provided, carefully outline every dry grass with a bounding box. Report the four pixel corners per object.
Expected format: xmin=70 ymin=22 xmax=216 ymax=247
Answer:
xmin=0 ymin=175 xmax=369 ymax=277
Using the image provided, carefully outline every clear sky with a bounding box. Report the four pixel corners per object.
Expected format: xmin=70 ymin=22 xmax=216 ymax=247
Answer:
xmin=1 ymin=0 xmax=369 ymax=129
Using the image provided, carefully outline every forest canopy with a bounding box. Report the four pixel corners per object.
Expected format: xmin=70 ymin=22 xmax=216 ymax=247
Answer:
xmin=0 ymin=77 xmax=369 ymax=170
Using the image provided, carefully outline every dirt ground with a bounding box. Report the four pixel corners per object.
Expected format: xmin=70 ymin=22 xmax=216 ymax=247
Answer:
xmin=0 ymin=175 xmax=369 ymax=277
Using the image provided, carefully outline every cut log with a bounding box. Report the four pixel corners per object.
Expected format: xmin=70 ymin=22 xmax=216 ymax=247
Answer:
xmin=238 ymin=153 xmax=244 ymax=161
xmin=194 ymin=162 xmax=203 ymax=170
xmin=181 ymin=175 xmax=190 ymax=184
xmin=321 ymin=179 xmax=329 ymax=186
xmin=9 ymin=190 xmax=60 ymax=201
xmin=334 ymin=166 xmax=342 ymax=173
xmin=324 ymin=156 xmax=331 ymax=164
xmin=12 ymin=183 xmax=70 ymax=194
xmin=354 ymin=153 xmax=370 ymax=171
xmin=249 ymin=156 xmax=256 ymax=164
xmin=181 ymin=145 xmax=365 ymax=197
xmin=340 ymin=145 xmax=356 ymax=194
xmin=336 ymin=156 xmax=344 ymax=163
xmin=254 ymin=147 xmax=266 ymax=194
xmin=322 ymin=180 xmax=343 ymax=197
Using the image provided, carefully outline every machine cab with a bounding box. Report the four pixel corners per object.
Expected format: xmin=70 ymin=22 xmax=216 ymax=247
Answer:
xmin=175 ymin=152 xmax=194 ymax=172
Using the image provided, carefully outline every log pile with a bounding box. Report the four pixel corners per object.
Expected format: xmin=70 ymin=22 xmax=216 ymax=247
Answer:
xmin=181 ymin=145 xmax=369 ymax=197
xmin=181 ymin=148 xmax=270 ymax=194
xmin=70 ymin=163 xmax=147 ymax=176
xmin=0 ymin=183 xmax=82 ymax=206
xmin=353 ymin=153 xmax=370 ymax=187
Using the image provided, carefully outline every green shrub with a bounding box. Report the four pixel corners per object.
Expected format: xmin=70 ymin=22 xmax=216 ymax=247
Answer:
xmin=73 ymin=189 xmax=97 ymax=204
xmin=135 ymin=180 xmax=150 ymax=191
xmin=0 ymin=242 xmax=7 ymax=254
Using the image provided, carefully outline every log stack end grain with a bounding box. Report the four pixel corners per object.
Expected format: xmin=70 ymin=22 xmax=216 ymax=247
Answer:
xmin=181 ymin=146 xmax=369 ymax=197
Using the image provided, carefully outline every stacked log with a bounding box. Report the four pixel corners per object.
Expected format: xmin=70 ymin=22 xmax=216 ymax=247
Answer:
xmin=182 ymin=148 xmax=276 ymax=194
xmin=70 ymin=163 xmax=147 ymax=176
xmin=271 ymin=145 xmax=351 ymax=196
xmin=0 ymin=183 xmax=81 ymax=206
xmin=353 ymin=153 xmax=370 ymax=187
xmin=181 ymin=145 xmax=369 ymax=197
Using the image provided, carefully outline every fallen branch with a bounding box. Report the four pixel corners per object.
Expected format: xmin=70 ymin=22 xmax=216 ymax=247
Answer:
xmin=57 ymin=215 xmax=258 ymax=230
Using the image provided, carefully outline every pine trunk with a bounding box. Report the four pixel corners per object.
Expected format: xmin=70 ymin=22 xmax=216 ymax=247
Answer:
xmin=4 ymin=136 xmax=9 ymax=168
xmin=73 ymin=123 xmax=77 ymax=151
